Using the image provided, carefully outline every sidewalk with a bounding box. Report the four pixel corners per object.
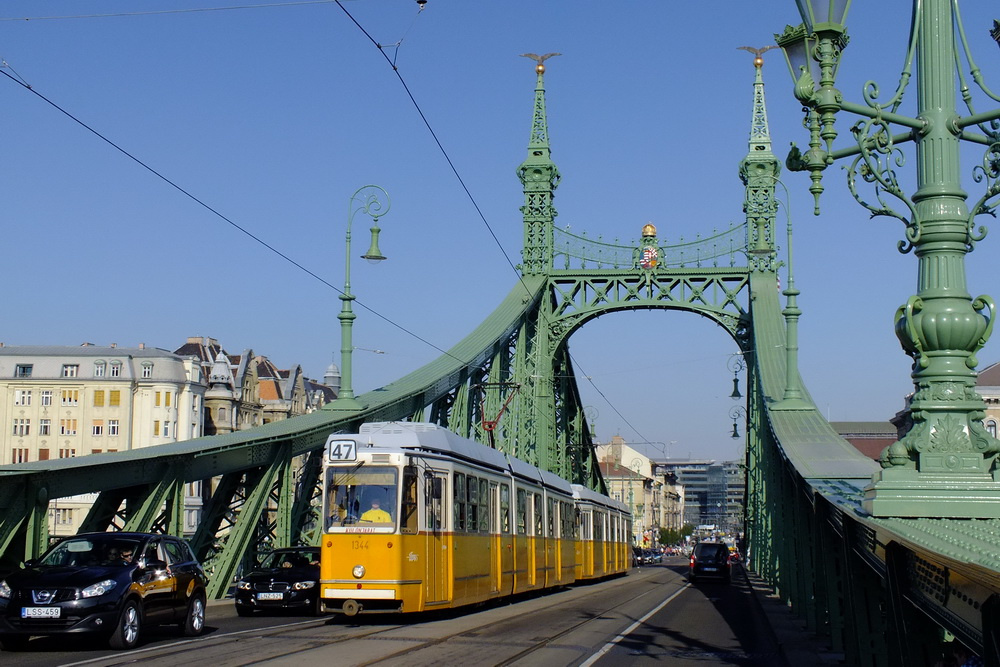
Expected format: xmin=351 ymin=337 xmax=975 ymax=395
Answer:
xmin=742 ymin=567 xmax=845 ymax=666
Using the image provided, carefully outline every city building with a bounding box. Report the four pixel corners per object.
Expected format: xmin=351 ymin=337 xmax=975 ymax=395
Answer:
xmin=653 ymin=458 xmax=744 ymax=533
xmin=0 ymin=337 xmax=337 ymax=538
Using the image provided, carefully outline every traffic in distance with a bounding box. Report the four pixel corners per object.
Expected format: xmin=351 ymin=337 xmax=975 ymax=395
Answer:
xmin=0 ymin=421 xmax=634 ymax=651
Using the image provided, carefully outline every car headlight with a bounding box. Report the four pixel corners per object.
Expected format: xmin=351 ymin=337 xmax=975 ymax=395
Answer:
xmin=292 ymin=581 xmax=316 ymax=591
xmin=81 ymin=579 xmax=117 ymax=598
xmin=0 ymin=580 xmax=10 ymax=599
xmin=237 ymin=580 xmax=252 ymax=590
xmin=352 ymin=565 xmax=365 ymax=579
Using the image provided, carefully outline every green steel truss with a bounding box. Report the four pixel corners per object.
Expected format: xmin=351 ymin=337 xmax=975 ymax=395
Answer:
xmin=0 ymin=47 xmax=997 ymax=666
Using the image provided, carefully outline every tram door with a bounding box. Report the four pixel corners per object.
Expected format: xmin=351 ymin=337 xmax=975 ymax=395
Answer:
xmin=425 ymin=472 xmax=449 ymax=604
xmin=489 ymin=482 xmax=500 ymax=594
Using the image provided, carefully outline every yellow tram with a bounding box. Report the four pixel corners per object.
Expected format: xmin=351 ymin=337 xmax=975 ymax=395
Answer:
xmin=319 ymin=422 xmax=631 ymax=616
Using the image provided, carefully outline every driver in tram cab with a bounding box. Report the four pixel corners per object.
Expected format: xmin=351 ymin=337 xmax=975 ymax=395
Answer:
xmin=359 ymin=496 xmax=392 ymax=523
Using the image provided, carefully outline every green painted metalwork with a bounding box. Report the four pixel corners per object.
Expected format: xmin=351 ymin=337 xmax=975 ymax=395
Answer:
xmin=0 ymin=38 xmax=997 ymax=665
xmin=777 ymin=0 xmax=1000 ymax=517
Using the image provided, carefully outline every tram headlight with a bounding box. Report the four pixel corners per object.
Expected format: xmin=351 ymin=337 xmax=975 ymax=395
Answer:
xmin=352 ymin=565 xmax=365 ymax=579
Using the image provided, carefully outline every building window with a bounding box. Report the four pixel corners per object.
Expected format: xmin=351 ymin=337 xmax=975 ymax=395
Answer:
xmin=109 ymin=390 xmax=121 ymax=407
xmin=11 ymin=448 xmax=29 ymax=464
xmin=165 ymin=392 xmax=171 ymax=408
xmin=12 ymin=419 xmax=30 ymax=437
xmin=218 ymin=407 xmax=227 ymax=421
xmin=108 ymin=419 xmax=119 ymax=436
xmin=41 ymin=390 xmax=52 ymax=406
xmin=142 ymin=364 xmax=153 ymax=379
xmin=59 ymin=419 xmax=78 ymax=436
xmin=14 ymin=390 xmax=32 ymax=406
xmin=94 ymin=361 xmax=106 ymax=377
xmin=92 ymin=420 xmax=103 ymax=436
xmin=110 ymin=362 xmax=121 ymax=377
xmin=61 ymin=389 xmax=79 ymax=406
xmin=62 ymin=364 xmax=79 ymax=378
xmin=153 ymin=420 xmax=160 ymax=436
xmin=93 ymin=390 xmax=105 ymax=407
xmin=163 ymin=421 xmax=171 ymax=438
xmin=39 ymin=419 xmax=51 ymax=436
xmin=58 ymin=448 xmax=76 ymax=458
xmin=155 ymin=391 xmax=161 ymax=407
xmin=988 ymin=420 xmax=997 ymax=438
xmin=15 ymin=364 xmax=32 ymax=378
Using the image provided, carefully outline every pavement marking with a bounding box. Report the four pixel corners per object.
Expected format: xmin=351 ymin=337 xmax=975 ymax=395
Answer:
xmin=578 ymin=583 xmax=690 ymax=667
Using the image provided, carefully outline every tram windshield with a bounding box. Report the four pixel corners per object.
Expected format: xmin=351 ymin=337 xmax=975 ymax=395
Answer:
xmin=325 ymin=466 xmax=398 ymax=530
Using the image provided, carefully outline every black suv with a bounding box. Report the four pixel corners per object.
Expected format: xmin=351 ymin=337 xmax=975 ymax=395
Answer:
xmin=0 ymin=532 xmax=208 ymax=651
xmin=235 ymin=546 xmax=321 ymax=616
xmin=688 ymin=542 xmax=732 ymax=583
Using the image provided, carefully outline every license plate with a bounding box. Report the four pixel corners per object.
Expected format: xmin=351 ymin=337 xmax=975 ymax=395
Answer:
xmin=22 ymin=607 xmax=61 ymax=619
xmin=703 ymin=567 xmax=717 ymax=572
xmin=257 ymin=592 xmax=284 ymax=601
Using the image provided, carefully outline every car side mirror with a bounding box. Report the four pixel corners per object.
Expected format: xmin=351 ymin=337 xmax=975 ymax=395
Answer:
xmin=144 ymin=558 xmax=168 ymax=572
xmin=23 ymin=558 xmax=37 ymax=568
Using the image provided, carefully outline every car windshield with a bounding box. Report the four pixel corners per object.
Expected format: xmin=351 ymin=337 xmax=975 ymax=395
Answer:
xmin=40 ymin=535 xmax=144 ymax=567
xmin=260 ymin=550 xmax=319 ymax=569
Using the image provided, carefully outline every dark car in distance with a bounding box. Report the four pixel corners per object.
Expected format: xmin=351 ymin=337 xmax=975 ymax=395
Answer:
xmin=235 ymin=546 xmax=321 ymax=616
xmin=0 ymin=532 xmax=208 ymax=651
xmin=688 ymin=542 xmax=732 ymax=583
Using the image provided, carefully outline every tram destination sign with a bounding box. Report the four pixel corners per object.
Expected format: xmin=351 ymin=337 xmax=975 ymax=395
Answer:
xmin=326 ymin=437 xmax=358 ymax=462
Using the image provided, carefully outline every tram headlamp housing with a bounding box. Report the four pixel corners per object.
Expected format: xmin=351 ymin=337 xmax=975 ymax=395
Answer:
xmin=352 ymin=565 xmax=365 ymax=579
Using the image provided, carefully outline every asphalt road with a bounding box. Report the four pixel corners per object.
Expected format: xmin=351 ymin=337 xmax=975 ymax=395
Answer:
xmin=0 ymin=557 xmax=788 ymax=667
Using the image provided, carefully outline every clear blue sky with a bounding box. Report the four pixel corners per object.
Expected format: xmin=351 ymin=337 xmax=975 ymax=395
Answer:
xmin=3 ymin=1 xmax=1000 ymax=462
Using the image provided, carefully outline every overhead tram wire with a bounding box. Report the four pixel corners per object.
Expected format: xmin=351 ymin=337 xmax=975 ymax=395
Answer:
xmin=0 ymin=1 xmax=344 ymax=22
xmin=0 ymin=66 xmax=454 ymax=363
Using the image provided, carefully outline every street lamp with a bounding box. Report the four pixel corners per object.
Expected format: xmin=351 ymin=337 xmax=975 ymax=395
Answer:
xmin=776 ymin=1 xmax=1000 ymax=517
xmin=729 ymin=406 xmax=747 ymax=440
xmin=727 ymin=354 xmax=746 ymax=400
xmin=330 ymin=185 xmax=392 ymax=411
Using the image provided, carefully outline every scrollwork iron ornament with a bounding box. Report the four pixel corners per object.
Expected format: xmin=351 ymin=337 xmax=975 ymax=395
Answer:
xmin=968 ymin=137 xmax=1000 ymax=248
xmin=846 ymin=118 xmax=918 ymax=252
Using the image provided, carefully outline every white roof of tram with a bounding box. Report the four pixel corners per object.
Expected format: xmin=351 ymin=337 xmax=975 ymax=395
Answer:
xmin=356 ymin=422 xmax=573 ymax=496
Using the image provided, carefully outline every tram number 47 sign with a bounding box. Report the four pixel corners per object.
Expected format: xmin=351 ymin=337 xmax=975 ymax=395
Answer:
xmin=326 ymin=437 xmax=357 ymax=462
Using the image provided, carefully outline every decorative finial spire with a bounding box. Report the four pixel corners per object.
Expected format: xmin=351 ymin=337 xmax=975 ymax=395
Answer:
xmin=737 ymin=46 xmax=780 ymax=273
xmin=737 ymin=46 xmax=779 ymax=152
xmin=517 ymin=52 xmax=562 ymax=275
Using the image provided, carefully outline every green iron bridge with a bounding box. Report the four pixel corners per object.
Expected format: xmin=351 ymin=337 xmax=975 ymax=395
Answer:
xmin=4 ymin=6 xmax=1000 ymax=663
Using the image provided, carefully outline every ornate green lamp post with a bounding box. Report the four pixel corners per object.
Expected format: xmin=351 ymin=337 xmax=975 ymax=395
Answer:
xmin=330 ymin=185 xmax=391 ymax=411
xmin=776 ymin=1 xmax=1000 ymax=517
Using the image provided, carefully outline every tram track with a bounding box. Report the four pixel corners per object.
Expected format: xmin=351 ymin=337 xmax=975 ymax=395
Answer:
xmin=64 ymin=565 xmax=681 ymax=666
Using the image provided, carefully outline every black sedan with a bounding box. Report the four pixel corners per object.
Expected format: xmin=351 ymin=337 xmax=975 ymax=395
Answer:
xmin=688 ymin=541 xmax=732 ymax=583
xmin=234 ymin=547 xmax=321 ymax=616
xmin=0 ymin=532 xmax=208 ymax=651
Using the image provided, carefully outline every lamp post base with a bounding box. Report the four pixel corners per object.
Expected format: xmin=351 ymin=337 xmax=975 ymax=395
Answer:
xmin=325 ymin=397 xmax=365 ymax=411
xmin=862 ymin=467 xmax=1000 ymax=518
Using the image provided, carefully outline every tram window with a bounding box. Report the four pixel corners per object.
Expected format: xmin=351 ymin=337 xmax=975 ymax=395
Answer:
xmin=547 ymin=498 xmax=555 ymax=537
xmin=401 ymin=466 xmax=418 ymax=534
xmin=501 ymin=485 xmax=511 ymax=534
xmin=533 ymin=493 xmax=543 ymax=536
xmin=455 ymin=473 xmax=466 ymax=532
xmin=479 ymin=479 xmax=489 ymax=532
xmin=324 ymin=466 xmax=398 ymax=529
xmin=561 ymin=501 xmax=573 ymax=538
xmin=580 ymin=510 xmax=591 ymax=540
xmin=467 ymin=475 xmax=479 ymax=533
xmin=516 ymin=489 xmax=527 ymax=534
xmin=594 ymin=511 xmax=604 ymax=543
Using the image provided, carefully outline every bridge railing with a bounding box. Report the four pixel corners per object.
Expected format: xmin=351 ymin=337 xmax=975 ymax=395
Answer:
xmin=552 ymin=222 xmax=746 ymax=270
